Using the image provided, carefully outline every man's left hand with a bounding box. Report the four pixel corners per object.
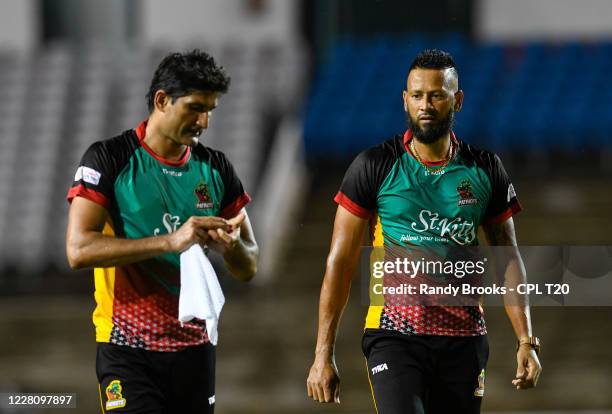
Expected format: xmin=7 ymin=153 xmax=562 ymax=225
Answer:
xmin=512 ymin=346 xmax=542 ymax=390
xmin=207 ymin=212 xmax=245 ymax=251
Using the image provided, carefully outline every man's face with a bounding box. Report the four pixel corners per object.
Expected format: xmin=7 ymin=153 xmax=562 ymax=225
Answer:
xmin=157 ymin=90 xmax=219 ymax=146
xmin=403 ymin=68 xmax=463 ymax=144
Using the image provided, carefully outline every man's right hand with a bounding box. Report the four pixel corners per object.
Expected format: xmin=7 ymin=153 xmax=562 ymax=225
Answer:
xmin=306 ymin=358 xmax=340 ymax=403
xmin=167 ymin=216 xmax=231 ymax=253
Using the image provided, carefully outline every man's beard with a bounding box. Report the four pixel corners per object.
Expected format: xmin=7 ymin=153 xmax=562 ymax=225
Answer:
xmin=407 ymin=109 xmax=455 ymax=144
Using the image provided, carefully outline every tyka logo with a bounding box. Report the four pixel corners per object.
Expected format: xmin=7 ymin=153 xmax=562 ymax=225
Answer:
xmin=154 ymin=213 xmax=181 ymax=235
xmin=371 ymin=363 xmax=389 ymax=375
xmin=410 ymin=210 xmax=476 ymax=245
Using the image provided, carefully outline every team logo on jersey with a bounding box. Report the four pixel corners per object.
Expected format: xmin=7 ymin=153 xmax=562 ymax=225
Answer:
xmin=195 ymin=182 xmax=214 ymax=210
xmin=208 ymin=395 xmax=216 ymax=405
xmin=105 ymin=380 xmax=127 ymax=410
xmin=474 ymin=369 xmax=486 ymax=397
xmin=457 ymin=179 xmax=479 ymax=206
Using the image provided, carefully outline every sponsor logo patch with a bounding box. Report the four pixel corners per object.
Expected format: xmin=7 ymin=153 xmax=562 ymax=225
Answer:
xmin=507 ymin=183 xmax=516 ymax=203
xmin=208 ymin=395 xmax=216 ymax=405
xmin=474 ymin=369 xmax=486 ymax=397
xmin=74 ymin=166 xmax=102 ymax=186
xmin=410 ymin=209 xmax=476 ymax=245
xmin=105 ymin=379 xmax=127 ymax=410
xmin=457 ymin=179 xmax=479 ymax=206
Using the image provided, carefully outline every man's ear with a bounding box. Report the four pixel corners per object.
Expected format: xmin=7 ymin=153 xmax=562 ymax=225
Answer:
xmin=154 ymin=90 xmax=170 ymax=113
xmin=454 ymin=90 xmax=464 ymax=112
xmin=402 ymin=90 xmax=409 ymax=112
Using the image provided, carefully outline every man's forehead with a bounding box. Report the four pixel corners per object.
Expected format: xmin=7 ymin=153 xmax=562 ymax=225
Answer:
xmin=183 ymin=90 xmax=218 ymax=99
xmin=407 ymin=68 xmax=457 ymax=90
xmin=179 ymin=90 xmax=219 ymax=104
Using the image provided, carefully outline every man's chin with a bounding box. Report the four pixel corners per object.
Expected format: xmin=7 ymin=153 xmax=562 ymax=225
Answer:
xmin=413 ymin=128 xmax=447 ymax=144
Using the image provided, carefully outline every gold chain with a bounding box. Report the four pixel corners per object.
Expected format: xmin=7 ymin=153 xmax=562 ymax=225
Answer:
xmin=410 ymin=139 xmax=455 ymax=175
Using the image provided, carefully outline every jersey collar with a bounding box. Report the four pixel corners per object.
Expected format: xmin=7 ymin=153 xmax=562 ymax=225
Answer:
xmin=403 ymin=129 xmax=459 ymax=166
xmin=135 ymin=120 xmax=191 ymax=167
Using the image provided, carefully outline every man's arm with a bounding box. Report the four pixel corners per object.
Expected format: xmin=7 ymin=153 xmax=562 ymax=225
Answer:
xmin=483 ymin=217 xmax=542 ymax=390
xmin=66 ymin=196 xmax=232 ymax=269
xmin=306 ymin=206 xmax=369 ymax=404
xmin=207 ymin=208 xmax=258 ymax=282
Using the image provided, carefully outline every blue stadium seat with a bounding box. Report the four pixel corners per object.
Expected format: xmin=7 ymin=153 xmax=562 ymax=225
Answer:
xmin=303 ymin=36 xmax=612 ymax=158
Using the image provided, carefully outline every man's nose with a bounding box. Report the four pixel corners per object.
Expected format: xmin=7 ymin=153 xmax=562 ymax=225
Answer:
xmin=196 ymin=112 xmax=209 ymax=129
xmin=419 ymin=96 xmax=434 ymax=112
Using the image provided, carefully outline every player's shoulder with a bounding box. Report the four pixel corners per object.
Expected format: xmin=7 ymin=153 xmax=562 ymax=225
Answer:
xmin=352 ymin=134 xmax=405 ymax=167
xmin=191 ymin=143 xmax=236 ymax=173
xmin=457 ymin=139 xmax=503 ymax=169
xmin=192 ymin=142 xmax=229 ymax=165
xmin=83 ymin=129 xmax=140 ymax=159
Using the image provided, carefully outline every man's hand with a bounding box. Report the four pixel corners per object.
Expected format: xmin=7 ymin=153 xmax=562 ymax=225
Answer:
xmin=307 ymin=357 xmax=340 ymax=403
xmin=512 ymin=346 xmax=542 ymax=389
xmin=207 ymin=211 xmax=245 ymax=251
xmin=168 ymin=216 xmax=230 ymax=253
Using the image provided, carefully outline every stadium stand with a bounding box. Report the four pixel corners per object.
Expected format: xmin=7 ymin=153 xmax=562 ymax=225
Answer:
xmin=304 ymin=33 xmax=612 ymax=157
xmin=0 ymin=41 xmax=306 ymax=278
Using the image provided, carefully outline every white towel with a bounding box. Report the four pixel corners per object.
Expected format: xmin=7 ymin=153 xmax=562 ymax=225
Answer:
xmin=179 ymin=244 xmax=225 ymax=345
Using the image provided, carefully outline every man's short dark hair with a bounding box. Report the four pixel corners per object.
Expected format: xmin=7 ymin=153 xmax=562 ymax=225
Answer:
xmin=146 ymin=49 xmax=231 ymax=112
xmin=408 ymin=49 xmax=458 ymax=77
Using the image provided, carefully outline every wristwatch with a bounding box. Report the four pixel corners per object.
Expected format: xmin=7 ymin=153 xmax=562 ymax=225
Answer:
xmin=517 ymin=336 xmax=541 ymax=355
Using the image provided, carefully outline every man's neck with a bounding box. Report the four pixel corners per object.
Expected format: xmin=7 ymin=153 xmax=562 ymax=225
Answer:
xmin=143 ymin=118 xmax=188 ymax=161
xmin=412 ymin=132 xmax=452 ymax=162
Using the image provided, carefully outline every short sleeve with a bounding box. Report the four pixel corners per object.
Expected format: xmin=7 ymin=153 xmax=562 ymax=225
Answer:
xmin=334 ymin=150 xmax=380 ymax=219
xmin=216 ymin=153 xmax=251 ymax=219
xmin=66 ymin=142 xmax=115 ymax=208
xmin=483 ymin=154 xmax=522 ymax=225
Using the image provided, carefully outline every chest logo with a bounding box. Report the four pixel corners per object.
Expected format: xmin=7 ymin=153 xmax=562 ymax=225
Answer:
xmin=457 ymin=179 xmax=479 ymax=206
xmin=195 ymin=182 xmax=214 ymax=210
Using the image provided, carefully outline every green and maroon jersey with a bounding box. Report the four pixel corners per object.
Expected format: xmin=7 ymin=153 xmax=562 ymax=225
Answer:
xmin=335 ymin=130 xmax=521 ymax=336
xmin=67 ymin=121 xmax=250 ymax=351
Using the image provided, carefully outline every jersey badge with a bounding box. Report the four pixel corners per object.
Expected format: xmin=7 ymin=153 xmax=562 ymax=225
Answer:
xmin=195 ymin=182 xmax=214 ymax=210
xmin=74 ymin=166 xmax=101 ymax=186
xmin=507 ymin=183 xmax=516 ymax=203
xmin=105 ymin=379 xmax=127 ymax=410
xmin=474 ymin=369 xmax=486 ymax=397
xmin=457 ymin=179 xmax=479 ymax=206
